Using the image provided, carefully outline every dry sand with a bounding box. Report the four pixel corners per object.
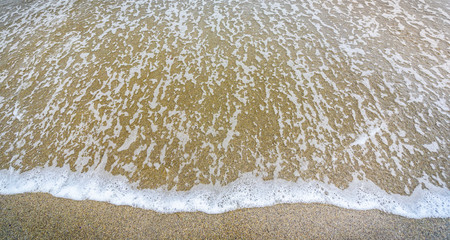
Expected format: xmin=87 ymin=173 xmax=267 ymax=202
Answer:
xmin=0 ymin=193 xmax=448 ymax=239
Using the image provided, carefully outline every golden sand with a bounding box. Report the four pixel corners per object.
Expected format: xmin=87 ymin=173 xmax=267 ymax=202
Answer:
xmin=1 ymin=193 xmax=448 ymax=239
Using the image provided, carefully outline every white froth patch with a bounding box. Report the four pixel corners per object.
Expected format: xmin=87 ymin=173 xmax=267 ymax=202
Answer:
xmin=12 ymin=102 xmax=24 ymax=121
xmin=0 ymin=167 xmax=449 ymax=218
xmin=222 ymin=109 xmax=241 ymax=150
xmin=121 ymin=162 xmax=137 ymax=174
xmin=118 ymin=126 xmax=139 ymax=151
xmin=351 ymin=125 xmax=381 ymax=146
xmin=435 ymin=98 xmax=449 ymax=112
xmin=351 ymin=133 xmax=369 ymax=146
xmin=339 ymin=43 xmax=365 ymax=57
xmin=176 ymin=131 xmax=190 ymax=148
xmin=423 ymin=142 xmax=439 ymax=152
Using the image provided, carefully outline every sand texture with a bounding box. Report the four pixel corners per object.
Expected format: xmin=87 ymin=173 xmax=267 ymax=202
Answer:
xmin=0 ymin=193 xmax=448 ymax=239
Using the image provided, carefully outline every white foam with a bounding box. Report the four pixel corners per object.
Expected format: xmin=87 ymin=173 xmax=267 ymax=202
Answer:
xmin=423 ymin=142 xmax=439 ymax=152
xmin=0 ymin=167 xmax=448 ymax=218
xmin=118 ymin=126 xmax=139 ymax=151
xmin=351 ymin=126 xmax=381 ymax=146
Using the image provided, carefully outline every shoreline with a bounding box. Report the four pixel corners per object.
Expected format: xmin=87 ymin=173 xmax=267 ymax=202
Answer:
xmin=1 ymin=193 xmax=448 ymax=239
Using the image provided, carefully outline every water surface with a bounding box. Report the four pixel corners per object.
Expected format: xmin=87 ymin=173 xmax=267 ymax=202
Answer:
xmin=0 ymin=0 xmax=449 ymax=217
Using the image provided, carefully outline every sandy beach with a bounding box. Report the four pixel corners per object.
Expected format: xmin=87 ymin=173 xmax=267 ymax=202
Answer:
xmin=0 ymin=1 xmax=449 ymax=239
xmin=0 ymin=193 xmax=448 ymax=239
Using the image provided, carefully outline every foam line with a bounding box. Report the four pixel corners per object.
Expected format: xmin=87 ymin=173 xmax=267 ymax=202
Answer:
xmin=1 ymin=167 xmax=448 ymax=218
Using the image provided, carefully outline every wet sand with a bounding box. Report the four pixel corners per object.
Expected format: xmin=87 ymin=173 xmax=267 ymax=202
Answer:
xmin=0 ymin=193 xmax=448 ymax=239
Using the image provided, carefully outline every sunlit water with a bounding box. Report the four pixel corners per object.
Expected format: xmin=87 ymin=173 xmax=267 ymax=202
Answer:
xmin=0 ymin=0 xmax=449 ymax=217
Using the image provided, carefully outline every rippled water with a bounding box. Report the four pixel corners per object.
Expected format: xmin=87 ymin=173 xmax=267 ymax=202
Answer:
xmin=0 ymin=0 xmax=449 ymax=217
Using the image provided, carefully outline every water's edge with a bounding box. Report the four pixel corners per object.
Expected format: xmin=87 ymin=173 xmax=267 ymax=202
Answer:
xmin=1 ymin=167 xmax=448 ymax=218
xmin=1 ymin=0 xmax=449 ymax=220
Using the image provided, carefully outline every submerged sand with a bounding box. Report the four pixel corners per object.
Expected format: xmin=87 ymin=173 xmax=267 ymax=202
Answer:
xmin=0 ymin=193 xmax=448 ymax=239
xmin=2 ymin=0 xmax=449 ymax=196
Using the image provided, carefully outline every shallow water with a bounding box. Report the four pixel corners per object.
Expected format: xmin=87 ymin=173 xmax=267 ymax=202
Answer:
xmin=0 ymin=0 xmax=449 ymax=217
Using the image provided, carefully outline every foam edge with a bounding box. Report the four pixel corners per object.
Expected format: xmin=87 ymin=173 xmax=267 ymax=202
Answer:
xmin=0 ymin=166 xmax=448 ymax=218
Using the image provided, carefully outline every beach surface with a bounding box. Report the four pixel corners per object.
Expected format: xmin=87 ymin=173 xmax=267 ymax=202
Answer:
xmin=1 ymin=193 xmax=448 ymax=239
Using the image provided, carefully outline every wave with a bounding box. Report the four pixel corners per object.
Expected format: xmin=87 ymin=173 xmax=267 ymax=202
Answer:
xmin=1 ymin=167 xmax=448 ymax=218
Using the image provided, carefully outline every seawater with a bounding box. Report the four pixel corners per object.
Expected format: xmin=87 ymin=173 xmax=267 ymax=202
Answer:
xmin=0 ymin=0 xmax=449 ymax=218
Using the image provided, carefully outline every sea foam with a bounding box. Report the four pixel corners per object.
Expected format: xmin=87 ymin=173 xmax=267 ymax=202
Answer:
xmin=0 ymin=167 xmax=448 ymax=218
